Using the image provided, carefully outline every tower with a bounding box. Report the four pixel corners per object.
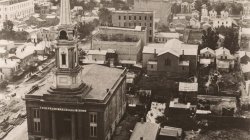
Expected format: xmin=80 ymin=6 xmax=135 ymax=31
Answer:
xmin=49 ymin=0 xmax=84 ymax=94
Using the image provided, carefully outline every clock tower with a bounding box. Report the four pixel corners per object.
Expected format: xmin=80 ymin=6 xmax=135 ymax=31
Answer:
xmin=49 ymin=0 xmax=85 ymax=94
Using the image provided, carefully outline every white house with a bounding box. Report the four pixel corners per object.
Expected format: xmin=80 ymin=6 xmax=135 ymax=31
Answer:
xmin=0 ymin=58 xmax=20 ymax=80
xmin=215 ymin=47 xmax=235 ymax=71
xmin=200 ymin=47 xmax=216 ymax=64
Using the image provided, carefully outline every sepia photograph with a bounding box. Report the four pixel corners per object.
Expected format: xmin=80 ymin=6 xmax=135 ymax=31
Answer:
xmin=0 ymin=0 xmax=249 ymax=140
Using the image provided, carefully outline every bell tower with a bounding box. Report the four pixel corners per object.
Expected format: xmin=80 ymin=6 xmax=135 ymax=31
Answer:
xmin=49 ymin=0 xmax=84 ymax=94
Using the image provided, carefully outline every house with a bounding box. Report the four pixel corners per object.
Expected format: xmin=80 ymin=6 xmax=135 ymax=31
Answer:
xmin=170 ymin=16 xmax=189 ymax=32
xmin=0 ymin=58 xmax=20 ymax=80
xmin=215 ymin=47 xmax=235 ymax=72
xmin=158 ymin=126 xmax=183 ymax=140
xmin=241 ymin=62 xmax=250 ymax=80
xmin=35 ymin=41 xmax=52 ymax=61
xmin=142 ymin=39 xmax=198 ymax=77
xmin=168 ymin=98 xmax=196 ymax=118
xmin=212 ymin=11 xmax=237 ymax=28
xmin=179 ymin=82 xmax=198 ymax=103
xmin=238 ymin=51 xmax=250 ymax=64
xmin=190 ymin=18 xmax=201 ymax=29
xmin=8 ymin=43 xmax=36 ymax=70
xmin=0 ymin=47 xmax=7 ymax=58
xmin=199 ymin=47 xmax=216 ymax=65
xmin=130 ymin=121 xmax=160 ymax=140
xmin=209 ymin=9 xmax=217 ymax=20
xmin=154 ymin=32 xmax=181 ymax=43
xmin=81 ymin=50 xmax=107 ymax=65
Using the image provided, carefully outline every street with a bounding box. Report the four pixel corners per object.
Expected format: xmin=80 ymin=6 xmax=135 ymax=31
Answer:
xmin=3 ymin=120 xmax=28 ymax=140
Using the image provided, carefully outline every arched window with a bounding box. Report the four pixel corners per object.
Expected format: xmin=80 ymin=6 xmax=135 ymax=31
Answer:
xmin=59 ymin=30 xmax=68 ymax=40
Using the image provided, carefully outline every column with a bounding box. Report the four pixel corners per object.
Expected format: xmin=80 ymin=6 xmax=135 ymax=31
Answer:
xmin=71 ymin=113 xmax=76 ymax=140
xmin=52 ymin=112 xmax=57 ymax=139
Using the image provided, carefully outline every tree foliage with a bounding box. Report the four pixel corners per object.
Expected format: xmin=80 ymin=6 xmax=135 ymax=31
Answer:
xmin=77 ymin=19 xmax=99 ymax=40
xmin=0 ymin=20 xmax=28 ymax=41
xmin=201 ymin=27 xmax=219 ymax=50
xmin=171 ymin=3 xmax=181 ymax=14
xmin=98 ymin=8 xmax=112 ymax=26
xmin=216 ymin=26 xmax=239 ymax=54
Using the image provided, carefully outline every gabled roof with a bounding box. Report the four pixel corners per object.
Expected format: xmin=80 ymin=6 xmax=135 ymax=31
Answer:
xmin=215 ymin=47 xmax=234 ymax=59
xmin=157 ymin=49 xmax=180 ymax=57
xmin=200 ymin=47 xmax=215 ymax=55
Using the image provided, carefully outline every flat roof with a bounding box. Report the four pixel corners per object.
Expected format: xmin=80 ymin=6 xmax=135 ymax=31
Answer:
xmin=29 ymin=65 xmax=125 ymax=101
xmin=160 ymin=126 xmax=182 ymax=137
xmin=179 ymin=82 xmax=198 ymax=92
xmin=113 ymin=10 xmax=153 ymax=14
xmin=130 ymin=122 xmax=159 ymax=140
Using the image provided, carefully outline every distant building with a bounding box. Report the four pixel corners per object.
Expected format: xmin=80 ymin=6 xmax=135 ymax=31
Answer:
xmin=92 ymin=26 xmax=145 ymax=66
xmin=212 ymin=11 xmax=237 ymax=28
xmin=201 ymin=4 xmax=209 ymax=23
xmin=180 ymin=1 xmax=195 ymax=14
xmin=81 ymin=50 xmax=108 ymax=65
xmin=199 ymin=47 xmax=216 ymax=65
xmin=179 ymin=82 xmax=198 ymax=104
xmin=25 ymin=1 xmax=127 ymax=140
xmin=154 ymin=32 xmax=181 ymax=43
xmin=168 ymin=98 xmax=195 ymax=118
xmin=111 ymin=10 xmax=155 ymax=42
xmin=8 ymin=43 xmax=36 ymax=69
xmin=215 ymin=47 xmax=235 ymax=72
xmin=133 ymin=0 xmax=172 ymax=26
xmin=0 ymin=58 xmax=20 ymax=80
xmin=0 ymin=0 xmax=35 ymax=22
xmin=158 ymin=126 xmax=183 ymax=140
xmin=142 ymin=39 xmax=198 ymax=77
xmin=130 ymin=121 xmax=160 ymax=140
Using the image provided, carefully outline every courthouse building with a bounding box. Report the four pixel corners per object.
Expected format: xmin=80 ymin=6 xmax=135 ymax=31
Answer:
xmin=25 ymin=0 xmax=127 ymax=140
xmin=0 ymin=0 xmax=34 ymax=22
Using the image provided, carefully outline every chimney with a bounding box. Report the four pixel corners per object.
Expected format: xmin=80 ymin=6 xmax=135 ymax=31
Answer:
xmin=4 ymin=59 xmax=7 ymax=64
xmin=99 ymin=48 xmax=101 ymax=51
xmin=141 ymin=118 xmax=144 ymax=123
xmin=182 ymin=50 xmax=184 ymax=55
xmin=154 ymin=49 xmax=156 ymax=57
xmin=106 ymin=88 xmax=109 ymax=92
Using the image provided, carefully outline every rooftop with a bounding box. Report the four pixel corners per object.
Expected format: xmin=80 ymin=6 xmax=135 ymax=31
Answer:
xmin=160 ymin=126 xmax=182 ymax=137
xmin=99 ymin=26 xmax=146 ymax=32
xmin=143 ymin=39 xmax=198 ymax=56
xmin=200 ymin=47 xmax=215 ymax=55
xmin=169 ymin=98 xmax=191 ymax=109
xmin=130 ymin=122 xmax=159 ymax=140
xmin=0 ymin=58 xmax=19 ymax=68
xmin=29 ymin=65 xmax=125 ymax=101
xmin=113 ymin=10 xmax=153 ymax=14
xmin=179 ymin=82 xmax=198 ymax=92
xmin=155 ymin=32 xmax=180 ymax=38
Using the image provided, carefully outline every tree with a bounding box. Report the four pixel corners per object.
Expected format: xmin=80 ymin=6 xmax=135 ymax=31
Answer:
xmin=194 ymin=0 xmax=202 ymax=12
xmin=171 ymin=3 xmax=181 ymax=14
xmin=3 ymin=20 xmax=14 ymax=32
xmin=220 ymin=27 xmax=239 ymax=54
xmin=215 ymin=3 xmax=226 ymax=15
xmin=98 ymin=8 xmax=112 ymax=26
xmin=231 ymin=3 xmax=243 ymax=15
xmin=0 ymin=81 xmax=8 ymax=89
xmin=201 ymin=27 xmax=219 ymax=50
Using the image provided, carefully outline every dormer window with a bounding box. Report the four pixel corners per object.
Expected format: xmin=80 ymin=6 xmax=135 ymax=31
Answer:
xmin=59 ymin=30 xmax=68 ymax=40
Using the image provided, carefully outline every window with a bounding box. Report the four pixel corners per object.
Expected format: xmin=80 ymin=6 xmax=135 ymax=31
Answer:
xmin=150 ymin=16 xmax=152 ymax=20
xmin=89 ymin=112 xmax=97 ymax=137
xmin=144 ymin=23 xmax=147 ymax=26
xmin=34 ymin=109 xmax=40 ymax=118
xmin=151 ymin=65 xmax=153 ymax=69
xmin=165 ymin=59 xmax=171 ymax=66
xmin=139 ymin=23 xmax=141 ymax=26
xmin=134 ymin=16 xmax=136 ymax=20
xmin=150 ymin=30 xmax=152 ymax=35
xmin=34 ymin=121 xmax=41 ymax=132
xmin=150 ymin=23 xmax=152 ymax=27
xmin=129 ymin=23 xmax=131 ymax=26
xmin=182 ymin=66 xmax=185 ymax=70
xmin=139 ymin=16 xmax=141 ymax=20
xmin=225 ymin=56 xmax=227 ymax=59
xmin=134 ymin=23 xmax=136 ymax=26
xmin=124 ymin=16 xmax=126 ymax=20
xmin=118 ymin=16 xmax=121 ymax=20
xmin=145 ymin=16 xmax=147 ymax=20
xmin=33 ymin=109 xmax=41 ymax=132
xmin=221 ymin=56 xmax=223 ymax=59
xmin=124 ymin=22 xmax=127 ymax=27
xmin=129 ymin=16 xmax=131 ymax=20
xmin=61 ymin=53 xmax=66 ymax=65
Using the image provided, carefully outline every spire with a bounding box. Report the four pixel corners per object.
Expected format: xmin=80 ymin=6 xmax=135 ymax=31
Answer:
xmin=60 ymin=0 xmax=72 ymax=25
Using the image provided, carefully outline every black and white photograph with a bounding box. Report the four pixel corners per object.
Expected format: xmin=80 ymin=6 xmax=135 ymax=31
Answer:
xmin=0 ymin=0 xmax=249 ymax=139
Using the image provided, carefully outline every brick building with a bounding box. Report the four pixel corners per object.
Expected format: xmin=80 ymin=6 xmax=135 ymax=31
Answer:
xmin=111 ymin=10 xmax=155 ymax=43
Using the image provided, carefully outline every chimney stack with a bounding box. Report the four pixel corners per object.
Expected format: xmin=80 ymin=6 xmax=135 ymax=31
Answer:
xmin=182 ymin=50 xmax=184 ymax=55
xmin=141 ymin=118 xmax=144 ymax=123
